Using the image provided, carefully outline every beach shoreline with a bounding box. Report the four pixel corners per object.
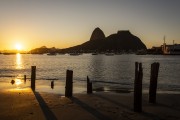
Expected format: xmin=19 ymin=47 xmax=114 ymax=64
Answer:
xmin=0 ymin=88 xmax=45 ymax=120
xmin=1 ymin=85 xmax=180 ymax=120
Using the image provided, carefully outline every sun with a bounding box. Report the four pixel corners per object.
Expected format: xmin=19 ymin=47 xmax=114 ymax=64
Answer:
xmin=15 ymin=43 xmax=22 ymax=50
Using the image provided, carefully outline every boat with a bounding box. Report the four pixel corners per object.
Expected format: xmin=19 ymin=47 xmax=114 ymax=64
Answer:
xmin=58 ymin=53 xmax=65 ymax=55
xmin=105 ymin=53 xmax=114 ymax=56
xmin=115 ymin=52 xmax=122 ymax=55
xmin=69 ymin=53 xmax=81 ymax=56
xmin=92 ymin=53 xmax=98 ymax=55
xmin=136 ymin=50 xmax=147 ymax=55
xmin=47 ymin=53 xmax=57 ymax=56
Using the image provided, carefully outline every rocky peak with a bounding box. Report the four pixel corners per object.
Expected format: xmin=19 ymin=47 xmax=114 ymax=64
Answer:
xmin=90 ymin=27 xmax=105 ymax=41
xmin=117 ymin=30 xmax=131 ymax=36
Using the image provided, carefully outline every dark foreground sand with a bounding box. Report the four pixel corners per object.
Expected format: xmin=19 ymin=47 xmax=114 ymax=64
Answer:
xmin=1 ymin=89 xmax=180 ymax=120
xmin=0 ymin=88 xmax=45 ymax=120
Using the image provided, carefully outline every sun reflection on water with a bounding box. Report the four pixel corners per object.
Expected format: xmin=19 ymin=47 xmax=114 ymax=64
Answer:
xmin=13 ymin=78 xmax=24 ymax=89
xmin=16 ymin=53 xmax=23 ymax=69
xmin=15 ymin=79 xmax=23 ymax=86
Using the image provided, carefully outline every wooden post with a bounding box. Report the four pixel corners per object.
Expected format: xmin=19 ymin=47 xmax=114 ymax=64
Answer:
xmin=51 ymin=80 xmax=54 ymax=89
xmin=87 ymin=76 xmax=92 ymax=94
xmin=134 ymin=62 xmax=143 ymax=112
xmin=149 ymin=62 xmax=160 ymax=103
xmin=31 ymin=66 xmax=36 ymax=91
xmin=24 ymin=75 xmax=26 ymax=83
xmin=65 ymin=70 xmax=73 ymax=97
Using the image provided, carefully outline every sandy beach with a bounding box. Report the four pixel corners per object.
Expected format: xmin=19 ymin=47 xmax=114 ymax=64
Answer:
xmin=0 ymin=89 xmax=45 ymax=120
xmin=1 ymin=87 xmax=180 ymax=120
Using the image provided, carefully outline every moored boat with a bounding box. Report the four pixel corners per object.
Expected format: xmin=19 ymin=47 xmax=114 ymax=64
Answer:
xmin=105 ymin=53 xmax=114 ymax=56
xmin=92 ymin=53 xmax=98 ymax=55
xmin=47 ymin=53 xmax=57 ymax=56
xmin=69 ymin=53 xmax=81 ymax=56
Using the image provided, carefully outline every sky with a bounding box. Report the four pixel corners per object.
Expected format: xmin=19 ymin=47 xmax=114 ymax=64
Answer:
xmin=0 ymin=0 xmax=180 ymax=50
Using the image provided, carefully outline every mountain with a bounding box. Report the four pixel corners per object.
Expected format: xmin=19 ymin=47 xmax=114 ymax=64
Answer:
xmin=90 ymin=27 xmax=105 ymax=41
xmin=29 ymin=28 xmax=147 ymax=54
xmin=61 ymin=28 xmax=147 ymax=52
xmin=29 ymin=46 xmax=61 ymax=54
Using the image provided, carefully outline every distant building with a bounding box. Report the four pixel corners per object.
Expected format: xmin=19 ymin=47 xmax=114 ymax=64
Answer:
xmin=162 ymin=43 xmax=180 ymax=55
xmin=147 ymin=46 xmax=162 ymax=55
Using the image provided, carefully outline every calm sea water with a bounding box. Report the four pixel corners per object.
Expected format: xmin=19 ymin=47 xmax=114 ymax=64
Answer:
xmin=0 ymin=54 xmax=180 ymax=93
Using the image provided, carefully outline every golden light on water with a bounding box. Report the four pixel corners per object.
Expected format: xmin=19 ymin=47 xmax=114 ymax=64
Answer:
xmin=15 ymin=79 xmax=23 ymax=86
xmin=16 ymin=53 xmax=23 ymax=69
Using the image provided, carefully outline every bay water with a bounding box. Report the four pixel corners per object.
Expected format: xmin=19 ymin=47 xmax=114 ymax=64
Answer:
xmin=0 ymin=54 xmax=180 ymax=94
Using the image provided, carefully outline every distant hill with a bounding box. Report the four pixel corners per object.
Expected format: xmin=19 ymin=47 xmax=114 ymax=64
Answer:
xmin=29 ymin=46 xmax=61 ymax=54
xmin=61 ymin=28 xmax=147 ymax=52
xmin=29 ymin=28 xmax=147 ymax=54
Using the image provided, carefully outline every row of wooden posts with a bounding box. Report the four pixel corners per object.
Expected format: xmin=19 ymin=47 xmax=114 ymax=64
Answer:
xmin=29 ymin=62 xmax=159 ymax=113
xmin=30 ymin=67 xmax=93 ymax=96
xmin=134 ymin=62 xmax=160 ymax=112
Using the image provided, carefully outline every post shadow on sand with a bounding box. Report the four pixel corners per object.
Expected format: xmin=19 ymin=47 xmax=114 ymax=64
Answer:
xmin=29 ymin=62 xmax=163 ymax=119
xmin=65 ymin=71 xmax=111 ymax=119
xmin=70 ymin=96 xmax=112 ymax=120
xmin=93 ymin=93 xmax=163 ymax=120
xmin=30 ymin=66 xmax=57 ymax=120
xmin=33 ymin=91 xmax=58 ymax=120
xmin=31 ymin=68 xmax=105 ymax=120
xmin=91 ymin=62 xmax=162 ymax=119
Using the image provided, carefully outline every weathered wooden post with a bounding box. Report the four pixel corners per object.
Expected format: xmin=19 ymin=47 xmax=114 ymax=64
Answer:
xmin=149 ymin=62 xmax=160 ymax=103
xmin=31 ymin=66 xmax=36 ymax=91
xmin=87 ymin=76 xmax=92 ymax=94
xmin=134 ymin=62 xmax=143 ymax=112
xmin=24 ymin=75 xmax=26 ymax=83
xmin=65 ymin=70 xmax=73 ymax=97
xmin=51 ymin=80 xmax=54 ymax=89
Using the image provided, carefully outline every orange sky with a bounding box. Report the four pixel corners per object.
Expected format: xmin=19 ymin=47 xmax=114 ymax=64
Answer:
xmin=0 ymin=0 xmax=180 ymax=51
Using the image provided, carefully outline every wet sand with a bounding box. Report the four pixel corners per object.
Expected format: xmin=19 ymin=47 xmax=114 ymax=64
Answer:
xmin=1 ymin=88 xmax=180 ymax=120
xmin=37 ymin=92 xmax=180 ymax=120
xmin=0 ymin=89 xmax=45 ymax=120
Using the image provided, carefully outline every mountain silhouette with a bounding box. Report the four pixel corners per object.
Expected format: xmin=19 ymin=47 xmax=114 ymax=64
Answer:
xmin=29 ymin=28 xmax=147 ymax=54
xmin=90 ymin=27 xmax=105 ymax=41
xmin=61 ymin=28 xmax=147 ymax=52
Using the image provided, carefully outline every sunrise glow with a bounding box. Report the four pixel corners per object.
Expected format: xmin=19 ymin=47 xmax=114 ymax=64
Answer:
xmin=15 ymin=43 xmax=22 ymax=50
